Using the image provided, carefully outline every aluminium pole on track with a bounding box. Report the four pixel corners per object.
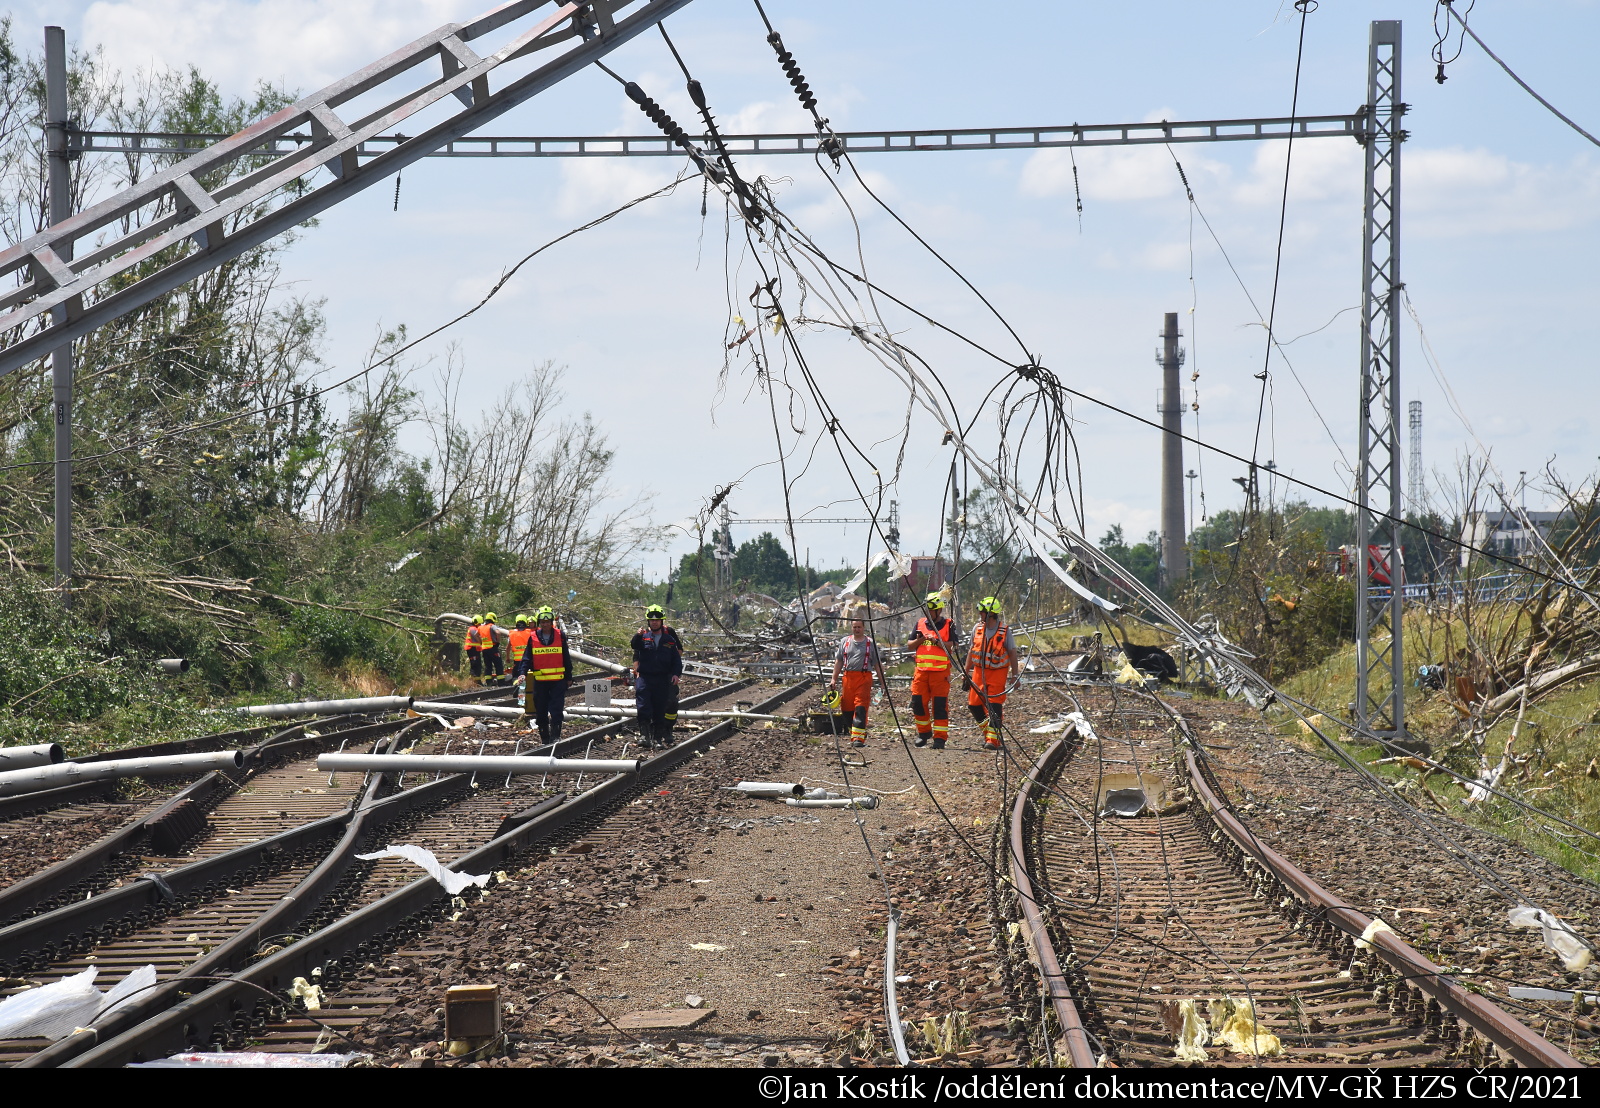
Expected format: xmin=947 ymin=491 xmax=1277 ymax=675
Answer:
xmin=1355 ymin=20 xmax=1416 ymax=751
xmin=44 ymin=28 xmax=73 ymax=604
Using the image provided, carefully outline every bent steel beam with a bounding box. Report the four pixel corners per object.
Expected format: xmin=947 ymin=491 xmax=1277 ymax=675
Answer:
xmin=0 ymin=0 xmax=694 ymax=380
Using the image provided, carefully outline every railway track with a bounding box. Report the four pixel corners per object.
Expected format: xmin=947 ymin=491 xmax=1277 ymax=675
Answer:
xmin=0 ymin=684 xmax=524 ymax=929
xmin=0 ymin=675 xmax=802 ymax=1067
xmin=1009 ymin=686 xmax=1581 ymax=1069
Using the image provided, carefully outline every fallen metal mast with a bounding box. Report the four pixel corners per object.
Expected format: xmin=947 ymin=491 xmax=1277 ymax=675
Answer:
xmin=0 ymin=0 xmax=695 ymax=380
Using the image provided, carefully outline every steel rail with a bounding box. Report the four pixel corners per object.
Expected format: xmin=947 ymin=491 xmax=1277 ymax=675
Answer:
xmin=0 ymin=684 xmax=520 ymax=923
xmin=60 ymin=678 xmax=812 ymax=1067
xmin=1009 ymin=737 xmax=1098 ymax=1068
xmin=6 ymin=676 xmax=748 ymax=1066
xmin=1160 ymin=698 xmax=1581 ymax=1069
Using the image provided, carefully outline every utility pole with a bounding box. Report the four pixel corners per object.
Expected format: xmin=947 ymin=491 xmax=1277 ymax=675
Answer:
xmin=44 ymin=28 xmax=74 ymax=604
xmin=1157 ymin=312 xmax=1187 ymax=586
xmin=1354 ymin=20 xmax=1412 ymax=750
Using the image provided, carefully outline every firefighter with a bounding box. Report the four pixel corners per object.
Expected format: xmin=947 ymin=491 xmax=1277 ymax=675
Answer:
xmin=525 ymin=606 xmax=573 ymax=744
xmin=907 ymin=592 xmax=962 ymax=749
xmin=630 ymin=604 xmax=683 ymax=749
xmin=480 ymin=612 xmax=505 ymax=678
xmin=828 ymin=617 xmax=885 ymax=748
xmin=506 ymin=613 xmax=534 ymax=683
xmin=463 ymin=614 xmax=487 ymax=678
xmin=965 ymin=596 xmax=1020 ymax=750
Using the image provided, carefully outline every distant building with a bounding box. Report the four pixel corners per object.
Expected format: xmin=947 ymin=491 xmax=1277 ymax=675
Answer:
xmin=905 ymin=556 xmax=953 ymax=594
xmin=1460 ymin=510 xmax=1569 ymax=562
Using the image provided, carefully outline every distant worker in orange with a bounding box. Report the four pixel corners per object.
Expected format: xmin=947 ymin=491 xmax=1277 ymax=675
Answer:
xmin=506 ymin=613 xmax=534 ymax=682
xmin=965 ymin=596 xmax=1020 ymax=749
xmin=480 ymin=612 xmax=505 ymax=678
xmin=907 ymin=592 xmax=962 ymax=750
xmin=828 ymin=617 xmax=886 ymax=748
xmin=463 ymin=614 xmax=489 ymax=679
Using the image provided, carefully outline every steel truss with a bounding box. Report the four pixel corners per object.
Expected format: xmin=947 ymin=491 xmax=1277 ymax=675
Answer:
xmin=71 ymin=113 xmax=1362 ymax=160
xmin=1355 ymin=20 xmax=1410 ymax=746
xmin=0 ymin=0 xmax=692 ymax=381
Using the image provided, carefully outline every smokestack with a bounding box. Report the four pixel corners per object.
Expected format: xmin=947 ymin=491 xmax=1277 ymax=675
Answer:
xmin=1158 ymin=312 xmax=1188 ymax=584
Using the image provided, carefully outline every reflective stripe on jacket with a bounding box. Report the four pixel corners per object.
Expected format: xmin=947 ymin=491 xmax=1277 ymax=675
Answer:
xmin=464 ymin=624 xmax=485 ymax=652
xmin=531 ymin=628 xmax=567 ymax=681
xmin=913 ymin=617 xmax=953 ymax=672
xmin=969 ymin=622 xmax=1012 ymax=673
xmin=507 ymin=627 xmax=534 ymax=662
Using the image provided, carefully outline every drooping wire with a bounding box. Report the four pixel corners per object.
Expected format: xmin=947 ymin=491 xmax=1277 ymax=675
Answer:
xmin=1441 ymin=1 xmax=1600 ymax=149
xmin=1431 ymin=0 xmax=1475 ymax=83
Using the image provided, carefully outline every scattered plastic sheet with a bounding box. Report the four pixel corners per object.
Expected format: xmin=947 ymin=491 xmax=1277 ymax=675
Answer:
xmin=1509 ymin=905 xmax=1595 ymax=971
xmin=0 ymin=964 xmax=157 ymax=1042
xmin=128 ymin=1051 xmax=371 ymax=1068
xmin=355 ymin=844 xmax=492 ymax=896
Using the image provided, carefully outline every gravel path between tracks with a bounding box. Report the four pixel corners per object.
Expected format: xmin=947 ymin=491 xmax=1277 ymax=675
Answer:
xmin=345 ymin=685 xmax=1057 ymax=1069
xmin=1176 ymin=694 xmax=1600 ymax=1062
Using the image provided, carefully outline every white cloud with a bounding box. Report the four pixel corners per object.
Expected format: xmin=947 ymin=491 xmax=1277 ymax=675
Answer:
xmin=1406 ymin=147 xmax=1600 ymax=236
xmin=83 ymin=0 xmax=482 ymax=96
xmin=1020 ymin=144 xmax=1228 ymax=203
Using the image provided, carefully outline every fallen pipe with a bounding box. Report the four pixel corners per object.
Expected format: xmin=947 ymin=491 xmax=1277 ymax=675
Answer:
xmin=561 ymin=706 xmax=787 ymax=722
xmin=0 ymin=743 xmax=64 ymax=771
xmin=0 ymin=750 xmax=244 ymax=798
xmin=157 ymin=658 xmax=189 ymax=675
xmin=569 ymin=648 xmax=630 ymax=677
xmin=411 ymin=701 xmax=786 ymax=724
xmin=786 ymin=795 xmax=878 ymax=810
xmin=726 ymin=781 xmax=806 ymax=797
xmin=411 ymin=702 xmax=523 ymax=720
xmin=219 ymin=696 xmax=414 ymax=719
xmin=317 ymin=753 xmax=639 ymax=776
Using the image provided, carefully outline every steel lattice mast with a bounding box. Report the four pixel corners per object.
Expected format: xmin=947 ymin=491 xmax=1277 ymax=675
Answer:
xmin=1355 ymin=20 xmax=1410 ymax=748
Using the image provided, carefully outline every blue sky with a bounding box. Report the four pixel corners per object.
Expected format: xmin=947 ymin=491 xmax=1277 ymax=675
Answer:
xmin=18 ymin=1 xmax=1600 ymax=578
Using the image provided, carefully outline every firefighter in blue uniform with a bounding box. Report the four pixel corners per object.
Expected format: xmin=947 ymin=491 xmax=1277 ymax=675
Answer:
xmin=630 ymin=604 xmax=683 ymax=748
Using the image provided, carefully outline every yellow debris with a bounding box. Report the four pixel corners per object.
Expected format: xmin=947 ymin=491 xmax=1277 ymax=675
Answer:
xmin=1209 ymin=996 xmax=1282 ymax=1057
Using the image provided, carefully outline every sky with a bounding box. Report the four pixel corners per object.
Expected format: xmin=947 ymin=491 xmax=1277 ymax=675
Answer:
xmin=15 ymin=0 xmax=1600 ymax=580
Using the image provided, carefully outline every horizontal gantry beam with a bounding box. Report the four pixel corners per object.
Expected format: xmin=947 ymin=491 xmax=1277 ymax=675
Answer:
xmin=72 ymin=113 xmax=1363 ymax=160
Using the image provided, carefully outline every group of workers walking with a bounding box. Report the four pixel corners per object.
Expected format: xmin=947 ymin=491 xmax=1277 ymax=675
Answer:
xmin=461 ymin=604 xmax=682 ymax=749
xmin=464 ymin=591 xmax=1017 ymax=753
xmin=827 ymin=592 xmax=1020 ymax=750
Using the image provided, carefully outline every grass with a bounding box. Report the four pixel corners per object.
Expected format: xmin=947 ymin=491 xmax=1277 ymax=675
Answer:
xmin=1280 ymin=615 xmax=1600 ymax=885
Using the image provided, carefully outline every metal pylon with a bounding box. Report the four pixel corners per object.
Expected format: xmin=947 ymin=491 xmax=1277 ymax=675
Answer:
xmin=1355 ymin=19 xmax=1410 ymax=746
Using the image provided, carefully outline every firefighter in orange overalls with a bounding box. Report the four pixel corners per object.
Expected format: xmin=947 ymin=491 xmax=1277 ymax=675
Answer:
xmin=463 ymin=614 xmax=488 ymax=678
xmin=828 ymin=617 xmax=886 ymax=747
xmin=965 ymin=596 xmax=1020 ymax=749
xmin=907 ymin=592 xmax=963 ymax=750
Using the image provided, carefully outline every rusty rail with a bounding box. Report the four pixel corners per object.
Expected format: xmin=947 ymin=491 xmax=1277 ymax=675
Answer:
xmin=1009 ymin=737 xmax=1097 ymax=1068
xmin=1164 ymin=704 xmax=1580 ymax=1069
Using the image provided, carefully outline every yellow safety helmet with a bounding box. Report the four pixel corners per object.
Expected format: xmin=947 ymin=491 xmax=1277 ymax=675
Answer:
xmin=514 ymin=613 xmax=529 ymax=626
xmin=470 ymin=613 xmax=483 ymax=623
xmin=484 ymin=611 xmax=498 ymax=622
xmin=535 ymin=606 xmax=555 ymax=621
xmin=977 ymin=596 xmax=1002 ymax=615
xmin=820 ymin=687 xmax=841 ymax=710
xmin=645 ymin=604 xmax=666 ymax=620
xmin=924 ymin=592 xmax=944 ymax=610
